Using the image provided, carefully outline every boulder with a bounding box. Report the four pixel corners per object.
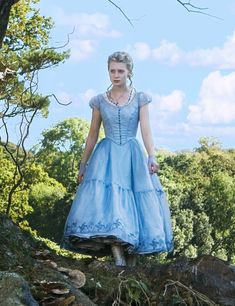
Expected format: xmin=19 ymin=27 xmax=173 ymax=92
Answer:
xmin=0 ymin=272 xmax=38 ymax=306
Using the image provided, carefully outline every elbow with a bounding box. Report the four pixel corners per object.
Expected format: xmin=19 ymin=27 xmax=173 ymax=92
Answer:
xmin=88 ymin=133 xmax=99 ymax=146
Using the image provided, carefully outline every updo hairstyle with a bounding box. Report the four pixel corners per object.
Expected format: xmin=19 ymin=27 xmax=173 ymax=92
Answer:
xmin=107 ymin=51 xmax=133 ymax=84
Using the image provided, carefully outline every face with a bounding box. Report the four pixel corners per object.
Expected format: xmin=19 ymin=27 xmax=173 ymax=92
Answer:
xmin=108 ymin=61 xmax=129 ymax=87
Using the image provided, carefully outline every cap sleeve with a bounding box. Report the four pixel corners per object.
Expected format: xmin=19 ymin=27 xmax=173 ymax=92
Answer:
xmin=138 ymin=92 xmax=152 ymax=107
xmin=89 ymin=95 xmax=100 ymax=110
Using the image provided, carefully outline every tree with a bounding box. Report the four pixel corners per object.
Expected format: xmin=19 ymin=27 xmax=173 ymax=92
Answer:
xmin=158 ymin=138 xmax=235 ymax=260
xmin=33 ymin=118 xmax=91 ymax=192
xmin=0 ymin=142 xmax=68 ymax=240
xmin=29 ymin=118 xmax=104 ymax=241
xmin=0 ymin=0 xmax=69 ymax=217
xmin=24 ymin=162 xmax=66 ymax=240
xmin=29 ymin=118 xmax=92 ymax=241
xmin=0 ymin=145 xmax=31 ymax=222
xmin=0 ymin=0 xmax=19 ymax=47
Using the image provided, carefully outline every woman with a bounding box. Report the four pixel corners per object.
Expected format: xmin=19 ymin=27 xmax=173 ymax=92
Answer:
xmin=62 ymin=51 xmax=173 ymax=266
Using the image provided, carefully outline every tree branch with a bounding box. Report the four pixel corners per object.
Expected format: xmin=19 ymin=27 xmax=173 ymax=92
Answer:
xmin=107 ymin=0 xmax=219 ymax=23
xmin=176 ymin=0 xmax=208 ymax=12
xmin=106 ymin=0 xmax=134 ymax=27
xmin=176 ymin=0 xmax=221 ymax=19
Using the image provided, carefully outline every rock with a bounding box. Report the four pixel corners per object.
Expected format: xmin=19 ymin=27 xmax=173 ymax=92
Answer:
xmin=2 ymin=212 xmax=235 ymax=305
xmin=0 ymin=213 xmax=96 ymax=305
xmin=57 ymin=267 xmax=71 ymax=273
xmin=57 ymin=295 xmax=76 ymax=306
xmin=56 ymin=266 xmax=86 ymax=288
xmin=44 ymin=259 xmax=58 ymax=269
xmin=34 ymin=249 xmax=50 ymax=257
xmin=0 ymin=272 xmax=38 ymax=306
xmin=150 ymin=255 xmax=235 ymax=306
xmin=68 ymin=269 xmax=86 ymax=288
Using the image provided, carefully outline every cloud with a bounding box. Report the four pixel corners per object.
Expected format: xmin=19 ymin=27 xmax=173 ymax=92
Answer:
xmin=50 ymin=8 xmax=121 ymax=62
xmin=128 ymin=42 xmax=152 ymax=60
xmin=54 ymin=8 xmax=121 ymax=38
xmin=56 ymin=89 xmax=96 ymax=118
xmin=149 ymin=90 xmax=185 ymax=123
xmin=69 ymin=39 xmax=97 ymax=62
xmin=155 ymin=90 xmax=185 ymax=113
xmin=181 ymin=123 xmax=235 ymax=136
xmin=152 ymin=40 xmax=182 ymax=65
xmin=185 ymin=32 xmax=235 ymax=69
xmin=80 ymin=88 xmax=97 ymax=103
xmin=187 ymin=71 xmax=235 ymax=124
xmin=129 ymin=31 xmax=235 ymax=69
xmin=143 ymin=81 xmax=235 ymax=149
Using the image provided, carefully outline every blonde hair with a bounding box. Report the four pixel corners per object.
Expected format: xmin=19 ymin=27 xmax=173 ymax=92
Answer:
xmin=107 ymin=51 xmax=133 ymax=83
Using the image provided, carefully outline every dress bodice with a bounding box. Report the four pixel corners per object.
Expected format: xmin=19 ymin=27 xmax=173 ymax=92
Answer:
xmin=89 ymin=90 xmax=151 ymax=145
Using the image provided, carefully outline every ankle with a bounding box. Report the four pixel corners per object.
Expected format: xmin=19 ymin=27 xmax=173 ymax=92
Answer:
xmin=111 ymin=245 xmax=126 ymax=266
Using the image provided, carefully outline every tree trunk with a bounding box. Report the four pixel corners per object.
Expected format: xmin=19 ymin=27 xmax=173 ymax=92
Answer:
xmin=0 ymin=0 xmax=19 ymax=47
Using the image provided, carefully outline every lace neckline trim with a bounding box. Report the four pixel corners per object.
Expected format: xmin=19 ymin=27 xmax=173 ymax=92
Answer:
xmin=102 ymin=88 xmax=136 ymax=108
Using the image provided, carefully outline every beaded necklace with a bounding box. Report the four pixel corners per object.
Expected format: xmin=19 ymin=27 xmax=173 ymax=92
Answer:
xmin=107 ymin=87 xmax=133 ymax=106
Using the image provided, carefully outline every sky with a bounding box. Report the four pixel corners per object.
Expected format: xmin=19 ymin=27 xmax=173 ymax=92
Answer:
xmin=23 ymin=0 xmax=235 ymax=151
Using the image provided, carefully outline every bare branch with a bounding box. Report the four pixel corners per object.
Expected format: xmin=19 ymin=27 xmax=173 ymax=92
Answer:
xmin=107 ymin=0 xmax=220 ymax=22
xmin=106 ymin=0 xmax=134 ymax=27
xmin=47 ymin=93 xmax=72 ymax=106
xmin=5 ymin=108 xmax=39 ymax=215
xmin=53 ymin=27 xmax=75 ymax=50
xmin=176 ymin=0 xmax=208 ymax=12
xmin=176 ymin=0 xmax=221 ymax=19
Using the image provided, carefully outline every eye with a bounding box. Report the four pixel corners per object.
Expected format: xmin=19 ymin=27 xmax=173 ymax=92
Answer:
xmin=118 ymin=70 xmax=124 ymax=73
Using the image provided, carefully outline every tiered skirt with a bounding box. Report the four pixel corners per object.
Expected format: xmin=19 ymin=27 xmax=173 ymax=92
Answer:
xmin=62 ymin=138 xmax=173 ymax=256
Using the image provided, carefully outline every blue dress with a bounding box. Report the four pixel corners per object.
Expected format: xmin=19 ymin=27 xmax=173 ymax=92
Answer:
xmin=62 ymin=90 xmax=173 ymax=256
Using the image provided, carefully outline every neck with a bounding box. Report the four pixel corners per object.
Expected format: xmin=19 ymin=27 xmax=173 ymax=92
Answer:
xmin=111 ymin=85 xmax=129 ymax=93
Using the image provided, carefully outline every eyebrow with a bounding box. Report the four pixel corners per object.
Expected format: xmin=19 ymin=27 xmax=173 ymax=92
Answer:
xmin=110 ymin=69 xmax=125 ymax=72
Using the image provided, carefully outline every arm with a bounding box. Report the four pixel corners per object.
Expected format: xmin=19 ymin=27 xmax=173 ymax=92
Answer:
xmin=140 ymin=104 xmax=159 ymax=174
xmin=78 ymin=108 xmax=102 ymax=182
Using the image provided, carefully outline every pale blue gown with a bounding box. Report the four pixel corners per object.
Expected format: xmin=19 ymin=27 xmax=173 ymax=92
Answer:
xmin=62 ymin=90 xmax=173 ymax=256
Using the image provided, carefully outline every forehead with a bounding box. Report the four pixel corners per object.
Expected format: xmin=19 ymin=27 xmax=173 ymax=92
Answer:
xmin=109 ymin=61 xmax=128 ymax=70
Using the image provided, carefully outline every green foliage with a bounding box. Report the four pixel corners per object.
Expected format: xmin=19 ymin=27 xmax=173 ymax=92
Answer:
xmin=22 ymin=118 xmax=90 ymax=240
xmin=1 ymin=0 xmax=69 ymax=111
xmin=0 ymin=0 xmax=69 ymax=218
xmin=0 ymin=147 xmax=31 ymax=222
xmin=0 ymin=146 xmax=66 ymax=229
xmin=21 ymin=162 xmax=67 ymax=240
xmin=159 ymin=137 xmax=235 ymax=261
xmin=113 ymin=277 xmax=151 ymax=306
xmin=33 ymin=118 xmax=91 ymax=192
xmin=4 ymin=0 xmax=52 ymax=50
xmin=30 ymin=182 xmax=65 ymax=207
